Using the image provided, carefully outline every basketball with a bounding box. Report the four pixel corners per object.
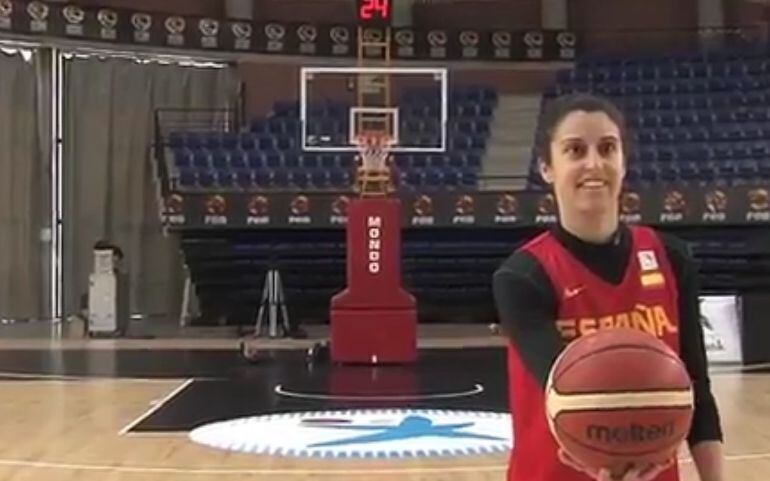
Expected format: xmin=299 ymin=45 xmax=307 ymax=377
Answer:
xmin=545 ymin=328 xmax=695 ymax=474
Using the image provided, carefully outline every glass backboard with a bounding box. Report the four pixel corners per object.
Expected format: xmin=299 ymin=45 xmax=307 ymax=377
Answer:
xmin=300 ymin=67 xmax=448 ymax=153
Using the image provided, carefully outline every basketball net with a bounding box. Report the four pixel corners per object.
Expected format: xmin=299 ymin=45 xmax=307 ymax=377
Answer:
xmin=353 ymin=132 xmax=393 ymax=197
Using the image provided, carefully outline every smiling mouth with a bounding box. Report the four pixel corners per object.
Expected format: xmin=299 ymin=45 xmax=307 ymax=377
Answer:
xmin=578 ymin=180 xmax=608 ymax=189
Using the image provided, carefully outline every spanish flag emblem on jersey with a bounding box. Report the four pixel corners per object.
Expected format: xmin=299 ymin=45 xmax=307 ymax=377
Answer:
xmin=638 ymin=250 xmax=666 ymax=288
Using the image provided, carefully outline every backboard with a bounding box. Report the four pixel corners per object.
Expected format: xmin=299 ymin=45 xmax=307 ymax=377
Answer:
xmin=300 ymin=67 xmax=448 ymax=153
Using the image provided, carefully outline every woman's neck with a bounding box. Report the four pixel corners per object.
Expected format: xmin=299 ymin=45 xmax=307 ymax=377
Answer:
xmin=559 ymin=209 xmax=619 ymax=244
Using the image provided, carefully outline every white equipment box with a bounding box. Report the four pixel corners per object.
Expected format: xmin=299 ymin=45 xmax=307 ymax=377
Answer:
xmin=88 ymin=248 xmax=129 ymax=336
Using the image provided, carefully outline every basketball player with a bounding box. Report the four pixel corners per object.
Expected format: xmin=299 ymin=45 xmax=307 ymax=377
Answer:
xmin=493 ymin=94 xmax=725 ymax=481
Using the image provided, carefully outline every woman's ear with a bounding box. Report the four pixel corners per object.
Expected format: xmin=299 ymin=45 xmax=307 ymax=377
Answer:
xmin=539 ymin=157 xmax=554 ymax=185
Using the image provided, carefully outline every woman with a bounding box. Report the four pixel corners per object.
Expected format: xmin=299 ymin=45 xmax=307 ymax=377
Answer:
xmin=492 ymin=93 xmax=725 ymax=481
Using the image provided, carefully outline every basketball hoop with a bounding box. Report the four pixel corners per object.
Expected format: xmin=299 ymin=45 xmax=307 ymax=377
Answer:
xmin=353 ymin=132 xmax=394 ymax=196
xmin=354 ymin=132 xmax=392 ymax=172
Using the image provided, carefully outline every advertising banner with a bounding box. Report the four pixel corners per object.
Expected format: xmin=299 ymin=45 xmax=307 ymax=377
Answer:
xmin=700 ymin=295 xmax=744 ymax=364
xmin=2 ymin=1 xmax=579 ymax=63
xmin=159 ymin=184 xmax=770 ymax=230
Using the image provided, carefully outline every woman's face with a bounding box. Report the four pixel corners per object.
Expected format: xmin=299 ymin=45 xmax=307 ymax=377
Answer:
xmin=540 ymin=110 xmax=625 ymax=216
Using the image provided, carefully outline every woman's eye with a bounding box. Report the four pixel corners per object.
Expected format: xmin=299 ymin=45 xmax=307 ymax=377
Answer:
xmin=600 ymin=142 xmax=618 ymax=156
xmin=565 ymin=144 xmax=584 ymax=156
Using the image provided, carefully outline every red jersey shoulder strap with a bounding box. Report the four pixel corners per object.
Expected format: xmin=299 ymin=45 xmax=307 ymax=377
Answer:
xmin=519 ymin=230 xmax=553 ymax=254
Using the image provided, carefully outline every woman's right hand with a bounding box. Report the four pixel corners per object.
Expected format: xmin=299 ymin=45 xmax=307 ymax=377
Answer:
xmin=558 ymin=448 xmax=674 ymax=481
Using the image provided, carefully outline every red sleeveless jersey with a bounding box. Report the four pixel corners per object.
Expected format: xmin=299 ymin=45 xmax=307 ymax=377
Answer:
xmin=506 ymin=226 xmax=681 ymax=481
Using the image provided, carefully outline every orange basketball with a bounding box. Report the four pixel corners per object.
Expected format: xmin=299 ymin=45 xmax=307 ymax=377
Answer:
xmin=545 ymin=328 xmax=694 ymax=474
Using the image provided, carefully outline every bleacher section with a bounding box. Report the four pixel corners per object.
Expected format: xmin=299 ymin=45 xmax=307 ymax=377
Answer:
xmin=181 ymin=225 xmax=770 ymax=326
xmin=166 ymin=85 xmax=497 ymax=193
xmin=181 ymin=228 xmax=516 ymax=325
xmin=529 ymin=51 xmax=770 ymax=188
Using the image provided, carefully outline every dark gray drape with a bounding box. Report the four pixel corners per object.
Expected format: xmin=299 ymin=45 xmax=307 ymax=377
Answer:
xmin=63 ymin=56 xmax=239 ymax=319
xmin=0 ymin=48 xmax=49 ymax=320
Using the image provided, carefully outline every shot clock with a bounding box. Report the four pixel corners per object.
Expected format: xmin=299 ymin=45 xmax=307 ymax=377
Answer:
xmin=357 ymin=0 xmax=392 ymax=27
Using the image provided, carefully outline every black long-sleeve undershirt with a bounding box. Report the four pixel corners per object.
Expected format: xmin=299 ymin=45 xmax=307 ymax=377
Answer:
xmin=492 ymin=223 xmax=723 ymax=447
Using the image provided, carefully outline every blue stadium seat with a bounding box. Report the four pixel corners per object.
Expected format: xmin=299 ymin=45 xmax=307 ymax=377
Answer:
xmin=658 ymin=164 xmax=679 ymax=182
xmin=759 ymin=159 xmax=770 ymax=177
xmin=742 ymin=124 xmax=762 ymax=140
xmin=640 ymin=165 xmax=658 ymax=182
xmin=284 ymin=153 xmax=300 ymax=169
xmin=216 ymin=170 xmax=234 ymax=188
xmin=257 ymin=136 xmax=277 ymax=151
xmin=219 ymin=132 xmax=236 ymax=149
xmin=715 ymin=162 xmax=737 ymax=178
xmin=198 ymin=170 xmax=215 ymax=188
xmin=178 ymin=168 xmax=196 ymax=188
xmin=444 ymin=169 xmax=461 ymax=187
xmin=402 ymin=169 xmax=423 ymax=188
xmin=235 ymin=170 xmax=253 ymax=189
xmin=428 ymin=155 xmax=449 ymax=169
xmin=268 ymin=121 xmax=286 ymax=135
xmin=211 ymin=150 xmax=229 ymax=169
xmin=737 ymin=160 xmax=758 ymax=179
xmin=254 ymin=169 xmax=272 ymax=188
xmin=460 ymin=169 xmax=477 ymax=187
xmin=671 ymin=128 xmax=691 ymax=142
xmin=456 ymin=121 xmax=474 ymax=135
xmin=449 ymin=154 xmax=466 ymax=168
xmin=290 ymin=170 xmax=310 ymax=189
xmin=283 ymin=118 xmax=300 ymax=133
xmin=680 ymin=144 xmax=711 ymax=162
xmin=238 ymin=132 xmax=256 ymax=150
xmin=474 ymin=121 xmax=491 ymax=136
xmin=173 ymin=148 xmax=192 ymax=168
xmin=394 ymin=155 xmax=409 ymax=170
xmin=248 ymin=151 xmax=263 ymax=169
xmin=697 ymin=164 xmax=716 ymax=182
xmin=301 ymin=154 xmax=319 ymax=169
xmin=319 ymin=154 xmax=337 ymax=169
xmin=329 ymin=168 xmax=350 ymax=188
xmin=749 ymin=142 xmax=770 ymax=159
xmin=310 ymin=169 xmax=329 ymax=188
xmin=264 ymin=153 xmax=282 ymax=169
xmin=272 ymin=169 xmax=290 ymax=188
xmin=424 ymin=168 xmax=444 ymax=189
xmin=274 ymin=137 xmax=297 ymax=150
xmin=466 ymin=153 xmax=482 ymax=169
xmin=638 ymin=147 xmax=657 ymax=163
xmin=678 ymin=162 xmax=699 ymax=181
xmin=193 ymin=151 xmax=210 ymax=169
xmin=230 ymin=150 xmax=247 ymax=169
xmin=712 ymin=144 xmax=732 ymax=160
xmin=411 ymin=155 xmax=428 ymax=169
xmin=452 ymin=136 xmax=472 ymax=150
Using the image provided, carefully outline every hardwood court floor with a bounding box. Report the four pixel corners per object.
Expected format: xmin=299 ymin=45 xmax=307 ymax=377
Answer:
xmin=0 ymin=336 xmax=767 ymax=480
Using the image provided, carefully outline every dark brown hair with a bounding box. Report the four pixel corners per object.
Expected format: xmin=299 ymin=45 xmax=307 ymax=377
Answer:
xmin=535 ymin=93 xmax=629 ymax=166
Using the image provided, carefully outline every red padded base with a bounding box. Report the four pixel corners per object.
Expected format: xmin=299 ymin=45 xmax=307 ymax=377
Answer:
xmin=330 ymin=308 xmax=417 ymax=364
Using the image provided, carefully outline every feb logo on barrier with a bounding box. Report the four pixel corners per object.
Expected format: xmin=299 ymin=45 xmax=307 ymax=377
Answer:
xmin=189 ymin=409 xmax=512 ymax=459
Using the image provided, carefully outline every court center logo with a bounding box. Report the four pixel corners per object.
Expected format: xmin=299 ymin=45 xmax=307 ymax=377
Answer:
xmin=189 ymin=409 xmax=512 ymax=459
